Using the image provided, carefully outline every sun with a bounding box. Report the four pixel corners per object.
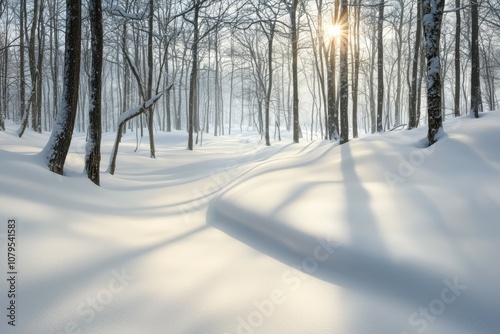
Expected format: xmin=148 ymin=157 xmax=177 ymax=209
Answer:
xmin=326 ymin=24 xmax=342 ymax=38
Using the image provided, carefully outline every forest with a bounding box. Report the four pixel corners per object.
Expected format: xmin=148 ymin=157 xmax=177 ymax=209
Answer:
xmin=1 ymin=1 xmax=500 ymax=333
xmin=0 ymin=0 xmax=498 ymax=184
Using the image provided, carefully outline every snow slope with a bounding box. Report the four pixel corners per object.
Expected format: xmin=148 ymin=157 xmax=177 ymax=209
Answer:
xmin=0 ymin=113 xmax=499 ymax=334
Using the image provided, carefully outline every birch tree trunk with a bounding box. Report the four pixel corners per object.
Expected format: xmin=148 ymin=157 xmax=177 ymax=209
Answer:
xmin=422 ymin=0 xmax=445 ymax=145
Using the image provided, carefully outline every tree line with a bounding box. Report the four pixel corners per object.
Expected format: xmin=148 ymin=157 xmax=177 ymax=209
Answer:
xmin=0 ymin=0 xmax=498 ymax=185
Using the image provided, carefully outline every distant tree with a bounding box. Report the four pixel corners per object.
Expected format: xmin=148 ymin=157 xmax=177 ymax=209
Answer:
xmin=256 ymin=0 xmax=282 ymax=146
xmin=408 ymin=0 xmax=422 ymax=129
xmin=147 ymin=0 xmax=156 ymax=157
xmin=351 ymin=0 xmax=360 ymax=138
xmin=186 ymin=0 xmax=201 ymax=151
xmin=327 ymin=0 xmax=340 ymax=141
xmin=339 ymin=0 xmax=349 ymax=144
xmin=470 ymin=0 xmax=480 ymax=118
xmin=376 ymin=1 xmax=384 ymax=132
xmin=422 ymin=0 xmax=445 ymax=145
xmin=42 ymin=0 xmax=81 ymax=174
xmin=454 ymin=0 xmax=461 ymax=117
xmin=290 ymin=0 xmax=300 ymax=143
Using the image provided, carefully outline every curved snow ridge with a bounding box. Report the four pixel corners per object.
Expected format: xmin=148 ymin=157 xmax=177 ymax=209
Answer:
xmin=208 ymin=194 xmax=338 ymax=259
xmin=208 ymin=195 xmax=500 ymax=333
xmin=209 ymin=195 xmax=448 ymax=302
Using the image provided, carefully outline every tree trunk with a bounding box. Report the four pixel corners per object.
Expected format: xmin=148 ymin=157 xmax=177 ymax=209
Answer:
xmin=85 ymin=0 xmax=103 ymax=185
xmin=408 ymin=0 xmax=422 ymax=129
xmin=35 ymin=2 xmax=44 ymax=133
xmin=19 ymin=0 xmax=26 ymax=123
xmin=188 ymin=2 xmax=199 ymax=150
xmin=376 ymin=1 xmax=384 ymax=132
xmin=147 ymin=0 xmax=156 ymax=157
xmin=28 ymin=0 xmax=39 ymax=132
xmin=339 ymin=0 xmax=349 ymax=144
xmin=264 ymin=23 xmax=275 ymax=147
xmin=454 ymin=0 xmax=461 ymax=117
xmin=42 ymin=0 xmax=81 ymax=174
xmin=352 ymin=0 xmax=360 ymax=138
xmin=291 ymin=0 xmax=299 ymax=143
xmin=422 ymin=0 xmax=445 ymax=145
xmin=470 ymin=0 xmax=480 ymax=118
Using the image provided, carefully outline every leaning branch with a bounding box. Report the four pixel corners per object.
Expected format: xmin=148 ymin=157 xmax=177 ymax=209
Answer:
xmin=107 ymin=87 xmax=172 ymax=175
xmin=103 ymin=5 xmax=146 ymax=20
xmin=17 ymin=81 xmax=37 ymax=138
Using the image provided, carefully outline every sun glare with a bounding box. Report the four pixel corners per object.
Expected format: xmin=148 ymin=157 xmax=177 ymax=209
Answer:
xmin=326 ymin=24 xmax=342 ymax=38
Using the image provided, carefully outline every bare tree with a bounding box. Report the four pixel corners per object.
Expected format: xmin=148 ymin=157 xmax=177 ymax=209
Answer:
xmin=42 ymin=0 xmax=81 ymax=174
xmin=147 ymin=0 xmax=155 ymax=157
xmin=290 ymin=0 xmax=300 ymax=143
xmin=339 ymin=0 xmax=349 ymax=144
xmin=85 ymin=0 xmax=103 ymax=185
xmin=408 ymin=0 xmax=422 ymax=129
xmin=376 ymin=1 xmax=384 ymax=132
xmin=422 ymin=0 xmax=445 ymax=145
xmin=470 ymin=0 xmax=480 ymax=118
xmin=454 ymin=0 xmax=461 ymax=117
xmin=351 ymin=0 xmax=361 ymax=138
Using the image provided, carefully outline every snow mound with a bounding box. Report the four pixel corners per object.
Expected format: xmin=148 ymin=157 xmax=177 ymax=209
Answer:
xmin=209 ymin=111 xmax=500 ymax=334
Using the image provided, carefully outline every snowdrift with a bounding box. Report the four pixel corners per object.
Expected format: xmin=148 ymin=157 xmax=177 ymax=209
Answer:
xmin=209 ymin=112 xmax=500 ymax=334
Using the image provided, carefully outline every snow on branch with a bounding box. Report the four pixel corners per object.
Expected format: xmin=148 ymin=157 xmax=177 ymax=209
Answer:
xmin=117 ymin=93 xmax=163 ymax=126
xmin=103 ymin=5 xmax=146 ymax=20
xmin=107 ymin=87 xmax=172 ymax=175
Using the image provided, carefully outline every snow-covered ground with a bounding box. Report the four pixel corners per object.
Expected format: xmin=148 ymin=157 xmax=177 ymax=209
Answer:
xmin=1 ymin=112 xmax=499 ymax=334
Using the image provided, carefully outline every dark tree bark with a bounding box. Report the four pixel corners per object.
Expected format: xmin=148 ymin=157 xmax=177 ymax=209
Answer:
xmin=454 ymin=0 xmax=461 ymax=117
xmin=352 ymin=0 xmax=360 ymax=138
xmin=34 ymin=1 xmax=44 ymax=133
xmin=264 ymin=22 xmax=275 ymax=147
xmin=147 ymin=0 xmax=156 ymax=157
xmin=291 ymin=0 xmax=300 ymax=143
xmin=19 ymin=0 xmax=26 ymax=123
xmin=85 ymin=0 xmax=103 ymax=186
xmin=470 ymin=0 xmax=480 ymax=118
xmin=187 ymin=1 xmax=200 ymax=151
xmin=422 ymin=0 xmax=445 ymax=145
xmin=376 ymin=1 xmax=384 ymax=132
xmin=327 ymin=0 xmax=339 ymax=141
xmin=28 ymin=0 xmax=39 ymax=131
xmin=42 ymin=0 xmax=81 ymax=174
xmin=50 ymin=0 xmax=59 ymax=122
xmin=408 ymin=0 xmax=422 ymax=129
xmin=339 ymin=0 xmax=349 ymax=144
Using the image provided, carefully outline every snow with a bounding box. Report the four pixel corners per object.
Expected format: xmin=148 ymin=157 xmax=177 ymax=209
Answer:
xmin=1 ymin=112 xmax=500 ymax=334
xmin=117 ymin=93 xmax=163 ymax=126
